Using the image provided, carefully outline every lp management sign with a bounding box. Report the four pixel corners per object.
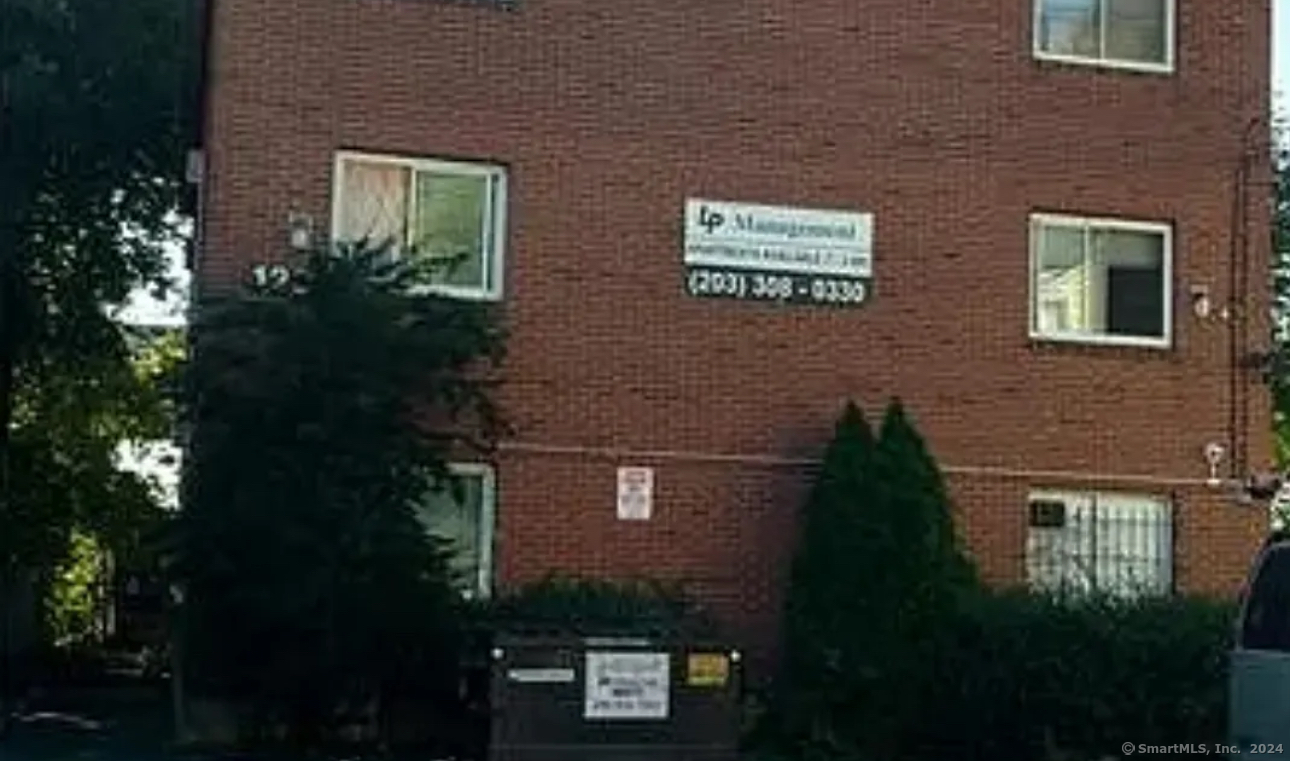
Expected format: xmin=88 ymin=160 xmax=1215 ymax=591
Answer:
xmin=683 ymin=198 xmax=873 ymax=307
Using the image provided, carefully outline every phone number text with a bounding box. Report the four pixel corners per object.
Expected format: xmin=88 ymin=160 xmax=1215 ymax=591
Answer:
xmin=685 ymin=267 xmax=870 ymax=307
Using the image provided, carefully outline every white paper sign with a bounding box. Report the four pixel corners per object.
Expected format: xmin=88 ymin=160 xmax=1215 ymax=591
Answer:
xmin=684 ymin=198 xmax=873 ymax=277
xmin=584 ymin=651 xmax=670 ymax=720
xmin=616 ymin=467 xmax=654 ymax=521
xmin=507 ymin=667 xmax=575 ymax=684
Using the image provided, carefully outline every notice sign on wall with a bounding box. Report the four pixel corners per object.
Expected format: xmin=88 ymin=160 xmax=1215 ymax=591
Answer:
xmin=683 ymin=198 xmax=874 ymax=307
xmin=584 ymin=651 xmax=670 ymax=720
xmin=616 ymin=466 xmax=654 ymax=521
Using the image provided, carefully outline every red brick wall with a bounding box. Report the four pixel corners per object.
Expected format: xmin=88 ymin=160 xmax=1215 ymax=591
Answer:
xmin=198 ymin=0 xmax=1274 ymax=657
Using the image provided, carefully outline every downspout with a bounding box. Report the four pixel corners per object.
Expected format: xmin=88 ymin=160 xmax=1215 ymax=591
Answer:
xmin=1231 ymin=116 xmax=1263 ymax=481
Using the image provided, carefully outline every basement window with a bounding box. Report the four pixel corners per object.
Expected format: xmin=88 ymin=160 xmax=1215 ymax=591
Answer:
xmin=1029 ymin=213 xmax=1172 ymax=348
xmin=1025 ymin=490 xmax=1173 ymax=598
xmin=1033 ymin=0 xmax=1174 ymax=74
xmin=332 ymin=151 xmax=507 ymax=301
xmin=415 ymin=463 xmax=496 ymax=600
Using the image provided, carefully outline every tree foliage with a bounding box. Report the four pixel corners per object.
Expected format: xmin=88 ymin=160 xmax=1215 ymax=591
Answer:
xmin=1272 ymin=121 xmax=1290 ymax=468
xmin=771 ymin=399 xmax=977 ymax=761
xmin=172 ymin=244 xmax=507 ymax=746
xmin=484 ymin=575 xmax=720 ymax=638
xmin=0 ymin=0 xmax=196 ymax=607
xmin=8 ymin=326 xmax=179 ymax=565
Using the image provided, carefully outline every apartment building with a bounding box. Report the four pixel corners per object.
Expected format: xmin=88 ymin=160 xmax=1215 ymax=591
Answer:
xmin=193 ymin=0 xmax=1273 ymax=658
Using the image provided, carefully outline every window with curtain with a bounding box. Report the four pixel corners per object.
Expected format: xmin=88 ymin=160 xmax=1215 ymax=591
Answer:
xmin=333 ymin=152 xmax=507 ymax=300
xmin=1030 ymin=213 xmax=1171 ymax=346
xmin=1034 ymin=0 xmax=1172 ymax=71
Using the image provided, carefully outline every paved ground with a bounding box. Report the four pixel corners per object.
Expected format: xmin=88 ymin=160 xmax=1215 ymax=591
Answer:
xmin=0 ymin=685 xmax=179 ymax=761
xmin=0 ymin=691 xmax=454 ymax=761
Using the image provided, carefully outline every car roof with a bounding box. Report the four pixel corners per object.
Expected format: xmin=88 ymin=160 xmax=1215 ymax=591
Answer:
xmin=1265 ymin=529 xmax=1290 ymax=549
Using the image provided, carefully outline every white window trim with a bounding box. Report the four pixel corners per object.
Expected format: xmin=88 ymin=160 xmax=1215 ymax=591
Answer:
xmin=1028 ymin=212 xmax=1174 ymax=350
xmin=441 ymin=462 xmax=497 ymax=600
xmin=1031 ymin=0 xmax=1177 ymax=75
xmin=330 ymin=150 xmax=508 ymax=302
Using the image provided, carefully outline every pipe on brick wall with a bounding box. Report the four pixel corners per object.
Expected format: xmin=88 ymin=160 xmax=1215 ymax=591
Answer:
xmin=496 ymin=440 xmax=1230 ymax=490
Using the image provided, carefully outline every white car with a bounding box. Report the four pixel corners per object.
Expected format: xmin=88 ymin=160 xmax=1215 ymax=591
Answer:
xmin=1230 ymin=531 xmax=1290 ymax=759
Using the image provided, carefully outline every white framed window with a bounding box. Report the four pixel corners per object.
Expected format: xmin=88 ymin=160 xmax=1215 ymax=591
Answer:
xmin=415 ymin=463 xmax=496 ymax=600
xmin=1029 ymin=213 xmax=1172 ymax=348
xmin=331 ymin=151 xmax=507 ymax=301
xmin=1033 ymin=0 xmax=1175 ymax=74
xmin=1025 ymin=489 xmax=1173 ymax=598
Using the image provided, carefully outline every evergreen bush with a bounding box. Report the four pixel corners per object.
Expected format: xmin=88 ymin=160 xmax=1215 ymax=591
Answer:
xmin=771 ymin=399 xmax=976 ymax=760
xmin=764 ymin=398 xmax=1233 ymax=761
xmin=915 ymin=591 xmax=1235 ymax=761
xmin=172 ymin=243 xmax=506 ymax=750
xmin=483 ymin=575 xmax=720 ymax=638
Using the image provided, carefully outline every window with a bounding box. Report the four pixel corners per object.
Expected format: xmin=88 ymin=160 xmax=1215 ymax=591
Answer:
xmin=415 ymin=463 xmax=496 ymax=599
xmin=332 ymin=151 xmax=507 ymax=300
xmin=1029 ymin=214 xmax=1172 ymax=347
xmin=1025 ymin=490 xmax=1173 ymax=598
xmin=1033 ymin=0 xmax=1174 ymax=73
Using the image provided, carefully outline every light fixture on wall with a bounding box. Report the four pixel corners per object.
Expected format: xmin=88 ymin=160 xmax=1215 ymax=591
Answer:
xmin=1190 ymin=285 xmax=1213 ymax=319
xmin=287 ymin=211 xmax=315 ymax=251
xmin=1203 ymin=441 xmax=1226 ymax=488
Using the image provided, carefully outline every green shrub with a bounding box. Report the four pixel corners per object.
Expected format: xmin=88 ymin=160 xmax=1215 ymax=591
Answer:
xmin=911 ymin=591 xmax=1236 ymax=761
xmin=482 ymin=575 xmax=720 ymax=638
xmin=47 ymin=529 xmax=105 ymax=646
xmin=174 ymin=244 xmax=505 ymax=750
xmin=762 ymin=399 xmax=1237 ymax=761
xmin=769 ymin=400 xmax=977 ymax=760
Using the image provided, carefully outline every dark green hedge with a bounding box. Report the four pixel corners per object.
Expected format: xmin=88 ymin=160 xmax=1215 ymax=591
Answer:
xmin=475 ymin=575 xmax=721 ymax=639
xmin=910 ymin=590 xmax=1235 ymax=761
xmin=758 ymin=590 xmax=1236 ymax=761
xmin=759 ymin=400 xmax=1240 ymax=761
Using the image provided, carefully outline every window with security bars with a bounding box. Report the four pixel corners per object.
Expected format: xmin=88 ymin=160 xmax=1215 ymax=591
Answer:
xmin=1025 ymin=490 xmax=1173 ymax=598
xmin=332 ymin=151 xmax=507 ymax=301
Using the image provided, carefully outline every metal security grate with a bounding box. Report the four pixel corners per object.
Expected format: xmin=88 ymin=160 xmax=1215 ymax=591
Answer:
xmin=1025 ymin=490 xmax=1174 ymax=598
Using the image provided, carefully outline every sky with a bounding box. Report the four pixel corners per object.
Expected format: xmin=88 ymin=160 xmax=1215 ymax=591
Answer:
xmin=114 ymin=239 xmax=189 ymax=327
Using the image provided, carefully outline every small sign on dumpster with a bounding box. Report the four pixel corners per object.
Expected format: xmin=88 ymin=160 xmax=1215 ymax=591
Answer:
xmin=686 ymin=653 xmax=730 ymax=688
xmin=584 ymin=651 xmax=670 ymax=719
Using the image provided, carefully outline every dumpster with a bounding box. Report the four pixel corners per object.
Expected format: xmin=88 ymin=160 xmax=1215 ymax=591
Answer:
xmin=489 ymin=632 xmax=743 ymax=761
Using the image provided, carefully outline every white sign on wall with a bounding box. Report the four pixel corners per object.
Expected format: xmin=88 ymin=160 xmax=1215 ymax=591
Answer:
xmin=683 ymin=198 xmax=874 ymax=307
xmin=584 ymin=651 xmax=670 ymax=720
xmin=506 ymin=667 xmax=576 ymax=684
xmin=616 ymin=466 xmax=654 ymax=521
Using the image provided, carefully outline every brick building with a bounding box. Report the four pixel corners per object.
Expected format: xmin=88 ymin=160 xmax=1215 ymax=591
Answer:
xmin=193 ymin=0 xmax=1274 ymax=660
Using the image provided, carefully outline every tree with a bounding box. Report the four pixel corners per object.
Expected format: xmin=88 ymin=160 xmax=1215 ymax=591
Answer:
xmin=1272 ymin=122 xmax=1290 ymax=470
xmin=774 ymin=401 xmax=877 ymax=758
xmin=172 ymin=243 xmax=506 ymax=749
xmin=1 ymin=0 xmax=196 ymax=718
xmin=9 ymin=323 xmax=180 ymax=616
xmin=872 ymin=399 xmax=977 ymax=600
xmin=771 ymin=399 xmax=977 ymax=760
xmin=868 ymin=400 xmax=978 ymax=753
